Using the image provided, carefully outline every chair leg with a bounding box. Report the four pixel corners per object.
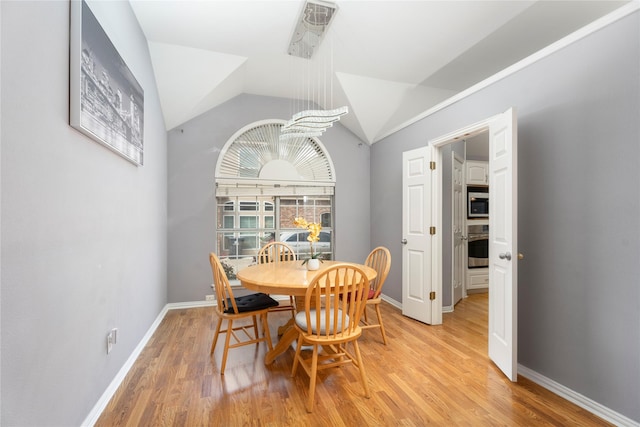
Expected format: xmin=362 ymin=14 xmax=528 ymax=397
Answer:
xmin=363 ymin=305 xmax=369 ymax=324
xmin=210 ymin=317 xmax=223 ymax=354
xmin=220 ymin=319 xmax=233 ymax=375
xmin=252 ymin=315 xmax=259 ymax=344
xmin=291 ymin=333 xmax=303 ymax=376
xmin=261 ymin=312 xmax=273 ymax=351
xmin=352 ymin=340 xmax=370 ymax=399
xmin=375 ymin=304 xmax=388 ymax=345
xmin=306 ymin=344 xmax=320 ymax=413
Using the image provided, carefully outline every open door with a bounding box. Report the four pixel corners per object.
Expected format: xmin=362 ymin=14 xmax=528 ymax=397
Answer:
xmin=403 ymin=108 xmax=518 ymax=381
xmin=452 ymin=153 xmax=465 ymax=306
xmin=488 ymin=108 xmax=518 ymax=381
xmin=402 ymin=146 xmax=434 ymax=324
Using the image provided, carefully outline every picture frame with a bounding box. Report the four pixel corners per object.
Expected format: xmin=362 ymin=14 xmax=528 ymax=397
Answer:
xmin=70 ymin=0 xmax=144 ymax=166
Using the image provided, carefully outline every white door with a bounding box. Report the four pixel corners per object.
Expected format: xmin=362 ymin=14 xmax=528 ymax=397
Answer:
xmin=402 ymin=147 xmax=433 ymax=324
xmin=488 ymin=108 xmax=518 ymax=381
xmin=452 ymin=153 xmax=465 ymax=306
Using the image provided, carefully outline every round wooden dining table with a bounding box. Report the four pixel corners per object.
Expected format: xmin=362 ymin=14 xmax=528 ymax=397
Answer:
xmin=236 ymin=260 xmax=377 ymax=364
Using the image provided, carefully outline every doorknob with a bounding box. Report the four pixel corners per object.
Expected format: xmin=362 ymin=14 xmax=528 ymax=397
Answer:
xmin=499 ymin=252 xmax=512 ymax=261
xmin=518 ymin=253 xmax=524 ymax=260
xmin=401 ymin=239 xmax=407 ymax=245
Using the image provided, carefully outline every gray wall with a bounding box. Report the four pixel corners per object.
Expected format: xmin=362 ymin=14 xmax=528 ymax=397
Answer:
xmin=1 ymin=1 xmax=636 ymax=424
xmin=371 ymin=11 xmax=640 ymax=421
xmin=0 ymin=1 xmax=167 ymax=425
xmin=167 ymin=94 xmax=370 ymax=303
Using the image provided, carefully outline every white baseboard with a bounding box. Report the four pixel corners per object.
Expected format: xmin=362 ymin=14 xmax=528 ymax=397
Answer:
xmin=380 ymin=293 xmax=402 ymax=310
xmin=81 ymin=304 xmax=170 ymax=426
xmin=80 ymin=296 xmax=276 ymax=425
xmin=84 ymin=300 xmax=638 ymax=427
xmin=167 ymin=300 xmax=215 ymax=309
xmin=167 ymin=295 xmax=290 ymax=310
xmin=375 ymin=295 xmax=638 ymax=425
xmin=518 ymin=365 xmax=639 ymax=427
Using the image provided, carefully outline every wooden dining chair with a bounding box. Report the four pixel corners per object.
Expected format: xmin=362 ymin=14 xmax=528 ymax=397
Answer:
xmin=291 ymin=263 xmax=371 ymax=413
xmin=209 ymin=252 xmax=278 ymax=374
xmin=257 ymin=241 xmax=297 ymax=318
xmin=361 ymin=246 xmax=391 ymax=344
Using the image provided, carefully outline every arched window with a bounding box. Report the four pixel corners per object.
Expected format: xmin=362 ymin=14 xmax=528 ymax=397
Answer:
xmin=215 ymin=120 xmax=336 ymax=280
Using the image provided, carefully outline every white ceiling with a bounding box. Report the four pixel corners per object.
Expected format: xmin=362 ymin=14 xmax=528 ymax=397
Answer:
xmin=129 ymin=0 xmax=629 ymax=145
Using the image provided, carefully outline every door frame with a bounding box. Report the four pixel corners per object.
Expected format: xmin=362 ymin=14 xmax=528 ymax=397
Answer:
xmin=429 ymin=117 xmax=494 ymax=325
xmin=428 ymin=110 xmax=518 ymax=382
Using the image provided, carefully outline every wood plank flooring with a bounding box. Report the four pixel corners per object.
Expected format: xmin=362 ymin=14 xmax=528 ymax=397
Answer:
xmin=95 ymin=293 xmax=610 ymax=426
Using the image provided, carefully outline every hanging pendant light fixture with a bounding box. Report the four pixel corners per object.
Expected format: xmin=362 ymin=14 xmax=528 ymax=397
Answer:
xmin=290 ymin=105 xmax=348 ymax=123
xmin=287 ymin=0 xmax=337 ymax=60
xmin=281 ymin=0 xmax=347 ymax=141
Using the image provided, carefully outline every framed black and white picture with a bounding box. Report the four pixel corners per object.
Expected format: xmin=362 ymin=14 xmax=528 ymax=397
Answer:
xmin=70 ymin=0 xmax=144 ymax=165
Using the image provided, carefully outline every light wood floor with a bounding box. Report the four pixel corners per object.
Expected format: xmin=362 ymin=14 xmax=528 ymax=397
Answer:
xmin=96 ymin=293 xmax=610 ymax=426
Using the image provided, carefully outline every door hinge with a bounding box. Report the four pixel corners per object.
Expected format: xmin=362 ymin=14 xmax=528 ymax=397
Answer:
xmin=429 ymin=161 xmax=436 ymax=170
xmin=429 ymin=226 xmax=436 ymax=235
xmin=429 ymin=291 xmax=436 ymax=300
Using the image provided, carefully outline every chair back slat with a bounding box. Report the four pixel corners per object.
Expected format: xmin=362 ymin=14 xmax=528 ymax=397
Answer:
xmin=304 ymin=264 xmax=369 ymax=338
xmin=258 ymin=242 xmax=297 ymax=264
xmin=210 ymin=253 xmax=239 ymax=314
xmin=365 ymin=246 xmax=391 ymax=298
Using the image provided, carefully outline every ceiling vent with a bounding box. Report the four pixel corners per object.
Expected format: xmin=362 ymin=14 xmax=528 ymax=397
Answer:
xmin=287 ymin=0 xmax=337 ymax=59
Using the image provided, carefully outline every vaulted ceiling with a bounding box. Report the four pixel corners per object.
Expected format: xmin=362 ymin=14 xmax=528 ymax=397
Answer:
xmin=130 ymin=0 xmax=629 ymax=145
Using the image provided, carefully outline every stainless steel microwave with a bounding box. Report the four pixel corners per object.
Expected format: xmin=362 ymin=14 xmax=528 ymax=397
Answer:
xmin=468 ymin=191 xmax=489 ymax=218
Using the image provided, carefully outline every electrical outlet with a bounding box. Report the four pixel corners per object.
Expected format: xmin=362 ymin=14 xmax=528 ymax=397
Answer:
xmin=205 ymin=294 xmax=215 ymax=302
xmin=107 ymin=331 xmax=114 ymax=354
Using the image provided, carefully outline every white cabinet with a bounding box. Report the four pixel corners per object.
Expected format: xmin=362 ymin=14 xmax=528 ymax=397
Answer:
xmin=466 ymin=268 xmax=489 ymax=290
xmin=466 ymin=161 xmax=488 ymax=185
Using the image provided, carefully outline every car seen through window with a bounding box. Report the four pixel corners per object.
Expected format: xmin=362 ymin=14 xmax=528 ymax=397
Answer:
xmin=279 ymin=231 xmax=331 ymax=257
